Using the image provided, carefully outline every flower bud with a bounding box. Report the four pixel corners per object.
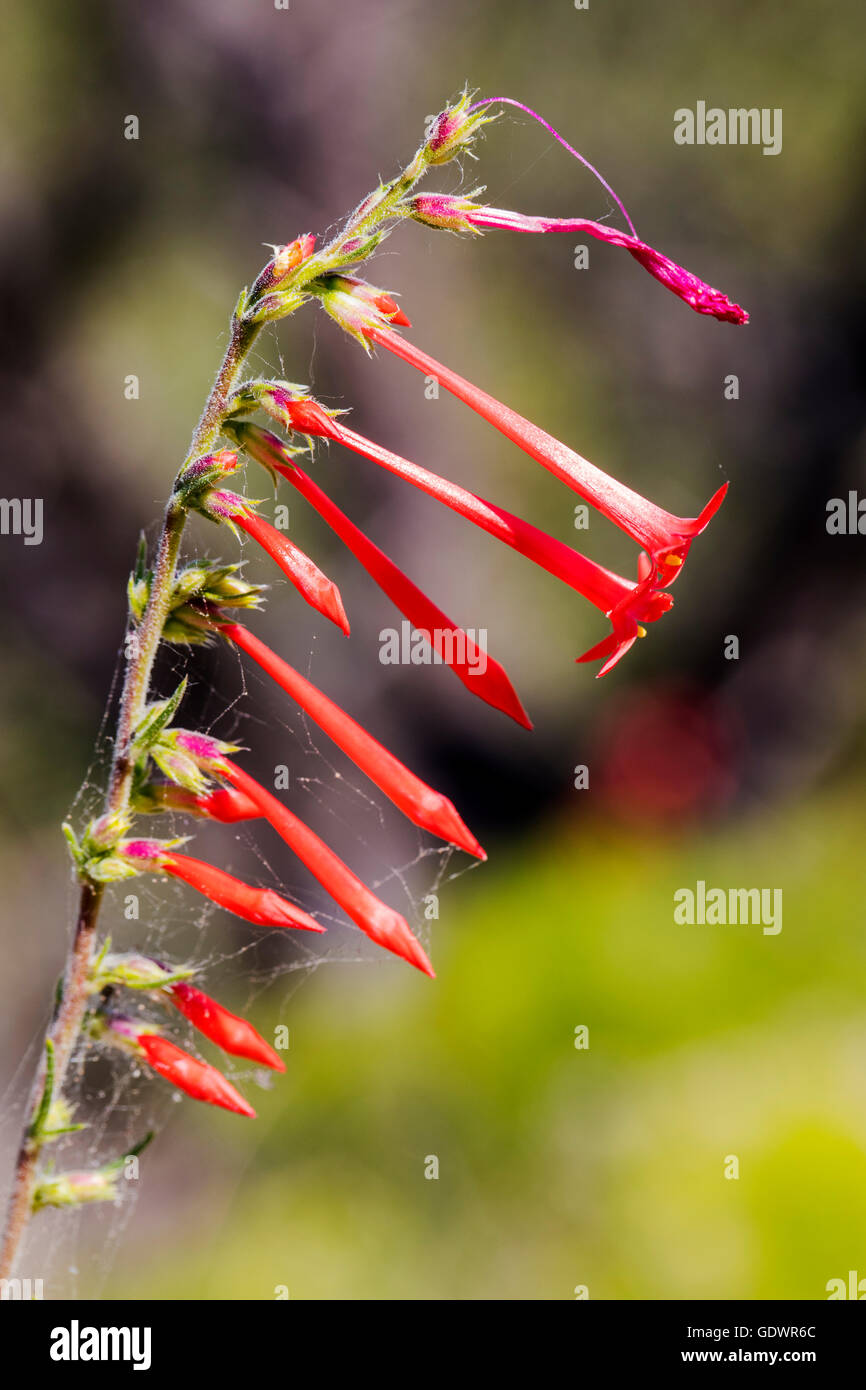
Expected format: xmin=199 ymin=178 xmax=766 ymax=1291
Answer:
xmin=175 ymin=449 xmax=241 ymax=501
xmin=424 ymin=93 xmax=494 ymax=165
xmin=33 ymin=1168 xmax=120 ymax=1210
xmin=313 ymin=274 xmax=410 ymax=349
xmin=91 ymin=952 xmax=194 ymax=992
xmin=408 ymin=192 xmax=482 ymax=235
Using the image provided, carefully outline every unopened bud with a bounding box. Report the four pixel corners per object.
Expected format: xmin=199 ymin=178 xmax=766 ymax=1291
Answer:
xmin=272 ymin=232 xmax=316 ymax=281
xmin=424 ymin=93 xmax=494 ymax=166
xmin=33 ymin=1168 xmax=120 ymax=1210
xmin=408 ymin=192 xmax=482 ymax=234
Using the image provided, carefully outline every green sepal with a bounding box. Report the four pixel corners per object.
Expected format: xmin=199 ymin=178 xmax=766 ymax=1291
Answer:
xmin=131 ymin=678 xmax=188 ymax=761
xmin=84 ymin=854 xmax=142 ymax=884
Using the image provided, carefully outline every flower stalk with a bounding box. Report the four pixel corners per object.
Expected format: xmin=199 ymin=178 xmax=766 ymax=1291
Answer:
xmin=1 ymin=91 xmax=740 ymax=1280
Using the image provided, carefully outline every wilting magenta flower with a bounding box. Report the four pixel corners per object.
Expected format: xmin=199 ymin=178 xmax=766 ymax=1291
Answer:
xmin=409 ymin=195 xmax=748 ymax=325
xmin=359 ymin=322 xmax=727 ymax=584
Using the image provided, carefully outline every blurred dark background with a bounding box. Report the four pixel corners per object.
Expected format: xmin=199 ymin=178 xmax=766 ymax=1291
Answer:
xmin=2 ymin=0 xmax=866 ymax=1299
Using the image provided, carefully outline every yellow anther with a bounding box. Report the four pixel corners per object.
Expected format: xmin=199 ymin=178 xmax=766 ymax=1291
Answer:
xmin=636 ymin=625 xmax=647 ymax=638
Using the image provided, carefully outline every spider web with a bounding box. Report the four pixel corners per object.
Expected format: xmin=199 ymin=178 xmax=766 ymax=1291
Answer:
xmin=1 ymin=323 xmax=486 ymax=1299
xmin=1 ymin=113 xmax=589 ymax=1296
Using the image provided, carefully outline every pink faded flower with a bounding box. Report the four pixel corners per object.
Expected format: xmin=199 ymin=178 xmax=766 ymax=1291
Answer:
xmin=410 ymin=197 xmax=748 ymax=324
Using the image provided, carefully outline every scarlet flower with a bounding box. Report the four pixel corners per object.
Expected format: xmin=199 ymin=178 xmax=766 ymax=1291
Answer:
xmin=204 ymin=489 xmax=350 ymax=634
xmin=325 ymin=274 xmax=411 ymax=327
xmin=148 ymin=784 xmax=261 ymax=823
xmin=120 ymin=839 xmax=325 ymax=934
xmin=167 ymin=982 xmax=285 ymax=1072
xmin=206 ymin=759 xmax=435 ymax=977
xmin=138 ymin=1034 xmax=256 ymax=1117
xmin=409 ymin=196 xmax=748 ymax=325
xmin=362 ymin=325 xmax=727 ymax=584
xmin=259 ymin=387 xmax=673 ymax=672
xmin=226 ymin=422 xmax=532 ymax=727
xmin=209 ymin=623 xmax=485 ymax=855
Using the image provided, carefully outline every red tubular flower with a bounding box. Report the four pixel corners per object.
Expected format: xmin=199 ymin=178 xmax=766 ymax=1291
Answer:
xmin=363 ymin=324 xmax=727 ymax=585
xmin=209 ymin=623 xmax=485 ymax=855
xmin=409 ymin=196 xmax=748 ymax=325
xmin=226 ymin=422 xmax=532 ymax=728
xmin=204 ymin=490 xmax=350 ymax=635
xmin=121 ymin=839 xmax=325 ymax=934
xmin=167 ymin=982 xmax=285 ymax=1072
xmin=260 ymin=388 xmax=673 ymax=671
xmin=212 ymin=759 xmax=435 ymax=978
xmin=138 ymin=1034 xmax=256 ymax=1117
xmin=153 ymin=784 xmax=262 ymax=823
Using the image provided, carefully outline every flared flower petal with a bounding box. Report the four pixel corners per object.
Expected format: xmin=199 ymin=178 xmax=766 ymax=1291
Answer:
xmin=262 ymin=388 xmax=675 ymax=647
xmin=361 ymin=326 xmax=728 ymax=585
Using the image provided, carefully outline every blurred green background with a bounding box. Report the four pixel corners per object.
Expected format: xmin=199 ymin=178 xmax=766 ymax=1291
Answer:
xmin=1 ymin=0 xmax=865 ymax=1299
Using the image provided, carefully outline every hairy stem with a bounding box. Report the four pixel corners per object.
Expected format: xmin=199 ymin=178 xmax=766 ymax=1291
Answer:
xmin=0 ymin=314 xmax=262 ymax=1281
xmin=0 ymin=115 xmax=438 ymax=1279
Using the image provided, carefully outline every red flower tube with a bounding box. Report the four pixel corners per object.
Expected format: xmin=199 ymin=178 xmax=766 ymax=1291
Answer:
xmin=211 ymin=624 xmax=485 ymax=856
xmin=149 ymin=784 xmax=262 ymax=823
xmin=260 ymin=388 xmax=673 ymax=668
xmin=121 ymin=839 xmax=325 ymax=934
xmin=361 ymin=322 xmax=727 ymax=585
xmin=409 ymin=195 xmax=748 ymax=325
xmin=210 ymin=759 xmax=435 ymax=978
xmin=167 ymin=982 xmax=285 ymax=1072
xmin=138 ymin=1034 xmax=256 ymax=1117
xmin=204 ymin=490 xmax=350 ymax=635
xmin=226 ymin=422 xmax=532 ymax=727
